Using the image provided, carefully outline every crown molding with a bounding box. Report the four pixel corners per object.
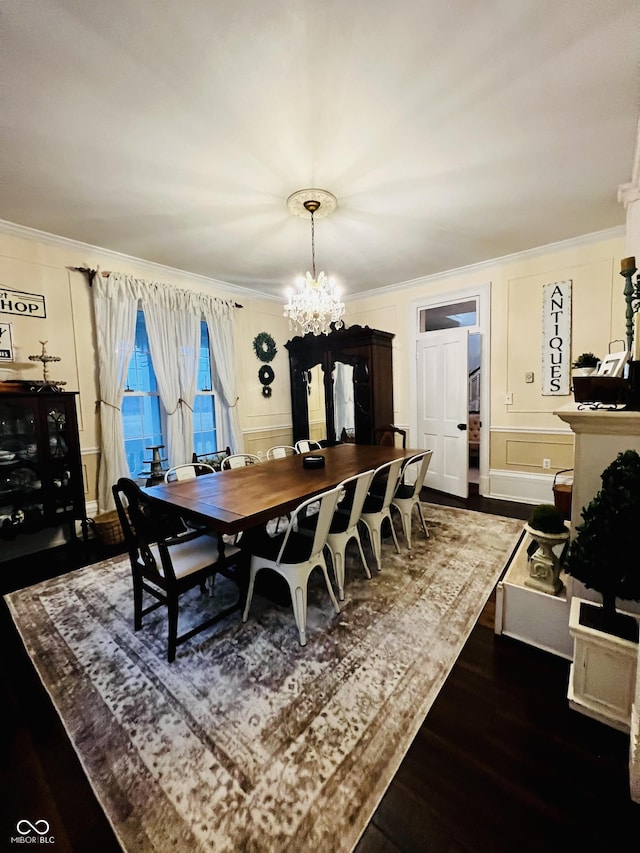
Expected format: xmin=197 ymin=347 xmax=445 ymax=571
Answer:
xmin=0 ymin=218 xmax=626 ymax=306
xmin=618 ymin=115 xmax=640 ymax=207
xmin=0 ymin=219 xmax=281 ymax=302
xmin=347 ymin=226 xmax=626 ymax=302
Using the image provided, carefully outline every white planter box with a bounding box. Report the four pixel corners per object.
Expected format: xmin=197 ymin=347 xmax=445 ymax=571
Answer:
xmin=568 ymin=596 xmax=639 ymax=733
xmin=495 ymin=528 xmax=573 ymax=659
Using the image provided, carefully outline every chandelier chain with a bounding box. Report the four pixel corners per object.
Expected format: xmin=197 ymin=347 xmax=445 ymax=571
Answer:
xmin=310 ymin=211 xmax=316 ymax=279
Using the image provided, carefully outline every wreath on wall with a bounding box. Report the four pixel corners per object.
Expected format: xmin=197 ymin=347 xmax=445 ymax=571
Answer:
xmin=258 ymin=365 xmax=274 ymax=385
xmin=252 ymin=332 xmax=277 ymax=363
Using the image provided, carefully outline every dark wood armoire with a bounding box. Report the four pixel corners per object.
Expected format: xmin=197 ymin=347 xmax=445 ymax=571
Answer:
xmin=285 ymin=324 xmax=394 ymax=445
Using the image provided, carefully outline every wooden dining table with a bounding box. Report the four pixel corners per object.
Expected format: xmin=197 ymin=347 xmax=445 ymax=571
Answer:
xmin=144 ymin=443 xmax=417 ymax=537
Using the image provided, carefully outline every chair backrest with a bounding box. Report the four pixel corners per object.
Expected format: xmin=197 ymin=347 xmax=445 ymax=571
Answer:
xmin=277 ymin=486 xmax=341 ymax=564
xmin=398 ymin=450 xmax=433 ymax=498
xmin=295 ymin=439 xmax=322 ymax=453
xmin=192 ymin=447 xmax=231 ymax=470
xmin=335 ymin=468 xmax=375 ymax=529
xmin=112 ymin=477 xmax=169 ymax=581
xmin=164 ymin=462 xmax=214 ymax=483
xmin=374 ymin=425 xmax=407 ymax=448
xmin=221 ymin=453 xmax=262 ymax=470
xmin=266 ymin=445 xmax=297 ymax=460
xmin=366 ymin=457 xmax=405 ymax=512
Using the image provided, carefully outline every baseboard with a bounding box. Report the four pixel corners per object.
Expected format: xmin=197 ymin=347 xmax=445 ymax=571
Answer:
xmin=488 ymin=469 xmax=556 ymax=505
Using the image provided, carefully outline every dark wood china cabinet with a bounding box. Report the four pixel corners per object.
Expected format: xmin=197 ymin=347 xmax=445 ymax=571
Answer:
xmin=0 ymin=389 xmax=87 ymax=542
xmin=285 ymin=324 xmax=394 ymax=445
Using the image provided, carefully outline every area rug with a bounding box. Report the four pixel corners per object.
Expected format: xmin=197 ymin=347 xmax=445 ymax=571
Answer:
xmin=5 ymin=504 xmax=523 ymax=853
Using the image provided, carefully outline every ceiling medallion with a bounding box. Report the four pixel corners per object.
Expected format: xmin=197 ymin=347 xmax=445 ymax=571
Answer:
xmin=283 ymin=188 xmax=345 ymax=336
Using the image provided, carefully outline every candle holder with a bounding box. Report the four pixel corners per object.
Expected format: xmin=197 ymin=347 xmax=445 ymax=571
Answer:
xmin=27 ymin=341 xmax=67 ymax=392
xmin=620 ymin=257 xmax=640 ymax=356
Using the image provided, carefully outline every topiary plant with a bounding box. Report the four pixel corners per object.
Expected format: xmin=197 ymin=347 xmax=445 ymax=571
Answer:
xmin=527 ymin=503 xmax=567 ymax=534
xmin=571 ymin=352 xmax=599 ymax=369
xmin=564 ymin=449 xmax=640 ymax=636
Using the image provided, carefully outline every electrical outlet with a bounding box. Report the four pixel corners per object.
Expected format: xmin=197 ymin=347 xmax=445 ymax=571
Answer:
xmin=504 ymin=392 xmax=513 ymax=405
xmin=543 ymin=458 xmax=551 ymax=469
xmin=525 ymin=371 xmax=534 ymax=383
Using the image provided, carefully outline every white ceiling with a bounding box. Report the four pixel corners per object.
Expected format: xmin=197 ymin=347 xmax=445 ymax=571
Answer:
xmin=2 ymin=0 xmax=639 ymax=298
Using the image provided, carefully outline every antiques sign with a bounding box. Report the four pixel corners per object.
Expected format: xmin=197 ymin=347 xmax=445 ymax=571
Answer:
xmin=541 ymin=280 xmax=572 ymax=395
xmin=0 ymin=323 xmax=14 ymax=361
xmin=0 ymin=288 xmax=46 ymax=318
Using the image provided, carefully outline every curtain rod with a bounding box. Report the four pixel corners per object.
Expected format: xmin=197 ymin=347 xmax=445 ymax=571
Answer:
xmin=68 ymin=266 xmax=243 ymax=308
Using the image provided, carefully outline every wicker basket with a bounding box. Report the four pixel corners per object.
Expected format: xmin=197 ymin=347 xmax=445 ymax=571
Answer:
xmin=93 ymin=509 xmax=125 ymax=546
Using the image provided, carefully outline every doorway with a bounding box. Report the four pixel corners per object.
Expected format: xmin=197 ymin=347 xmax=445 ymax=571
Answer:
xmin=410 ymin=285 xmax=490 ymax=498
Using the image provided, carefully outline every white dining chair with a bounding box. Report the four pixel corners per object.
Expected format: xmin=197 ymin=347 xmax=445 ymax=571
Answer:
xmin=359 ymin=457 xmax=404 ymax=573
xmin=325 ymin=468 xmax=375 ymax=600
xmin=164 ymin=462 xmax=215 ymax=482
xmin=221 ymin=453 xmax=262 ymax=469
xmin=390 ymin=450 xmax=433 ymax=549
xmin=266 ymin=445 xmax=297 ymax=460
xmin=294 ymin=439 xmax=322 ymax=453
xmin=242 ymin=486 xmax=342 ymax=645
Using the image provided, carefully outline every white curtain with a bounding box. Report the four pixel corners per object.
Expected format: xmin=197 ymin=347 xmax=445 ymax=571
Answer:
xmin=92 ymin=273 xmax=139 ymax=513
xmin=92 ymin=271 xmax=240 ymax=510
xmin=141 ymin=285 xmax=200 ymax=468
xmin=202 ymin=298 xmax=242 ymax=453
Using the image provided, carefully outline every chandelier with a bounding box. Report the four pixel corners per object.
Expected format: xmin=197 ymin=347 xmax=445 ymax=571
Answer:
xmin=284 ymin=188 xmax=345 ymax=336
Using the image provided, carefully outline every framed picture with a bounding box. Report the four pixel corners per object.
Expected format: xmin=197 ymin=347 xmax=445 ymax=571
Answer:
xmin=0 ymin=322 xmax=14 ymax=361
xmin=596 ymin=350 xmax=628 ymax=378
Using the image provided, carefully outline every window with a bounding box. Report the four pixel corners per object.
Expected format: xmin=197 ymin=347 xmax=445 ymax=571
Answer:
xmin=122 ymin=311 xmax=217 ymax=475
xmin=419 ymin=298 xmax=478 ymax=333
xmin=193 ymin=322 xmax=218 ymax=456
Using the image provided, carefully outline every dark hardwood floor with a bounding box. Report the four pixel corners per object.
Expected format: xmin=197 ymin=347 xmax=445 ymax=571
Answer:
xmin=1 ymin=488 xmax=638 ymax=851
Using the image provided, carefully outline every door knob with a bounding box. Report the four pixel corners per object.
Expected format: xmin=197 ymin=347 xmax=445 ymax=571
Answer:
xmin=457 ymin=423 xmax=467 ymax=431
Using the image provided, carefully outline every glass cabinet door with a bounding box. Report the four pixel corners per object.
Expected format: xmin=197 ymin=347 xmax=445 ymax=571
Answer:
xmin=46 ymin=403 xmax=75 ymax=518
xmin=0 ymin=397 xmax=43 ymax=535
xmin=0 ymin=392 xmax=85 ymax=540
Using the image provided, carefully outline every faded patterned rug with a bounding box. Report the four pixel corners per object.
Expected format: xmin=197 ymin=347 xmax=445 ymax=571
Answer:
xmin=5 ymin=504 xmax=522 ymax=853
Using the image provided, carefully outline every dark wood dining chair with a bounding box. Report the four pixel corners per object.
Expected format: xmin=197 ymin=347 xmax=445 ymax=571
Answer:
xmin=191 ymin=447 xmax=231 ymax=471
xmin=112 ymin=477 xmax=241 ymax=662
xmin=374 ymin=424 xmax=407 ymax=448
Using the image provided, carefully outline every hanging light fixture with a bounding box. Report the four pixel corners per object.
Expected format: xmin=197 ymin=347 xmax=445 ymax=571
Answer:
xmin=284 ymin=188 xmax=345 ymax=336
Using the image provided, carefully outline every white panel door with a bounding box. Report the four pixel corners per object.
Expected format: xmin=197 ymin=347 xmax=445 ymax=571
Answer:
xmin=417 ymin=328 xmax=469 ymax=498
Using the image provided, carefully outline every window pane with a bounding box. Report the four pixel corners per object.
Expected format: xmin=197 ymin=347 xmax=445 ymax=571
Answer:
xmin=419 ymin=299 xmax=477 ymax=333
xmin=193 ymin=395 xmax=217 ymax=456
xmin=129 ymin=312 xmax=157 ymax=392
xmin=122 ymin=393 xmax=163 ymax=477
xmin=198 ymin=321 xmax=213 ymax=391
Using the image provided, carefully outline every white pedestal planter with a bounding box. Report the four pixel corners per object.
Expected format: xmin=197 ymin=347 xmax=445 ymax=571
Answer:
xmin=568 ymin=597 xmax=639 ymax=733
xmin=523 ymin=523 xmax=568 ymax=595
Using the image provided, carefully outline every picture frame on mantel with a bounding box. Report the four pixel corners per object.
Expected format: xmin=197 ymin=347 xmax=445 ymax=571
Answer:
xmin=596 ymin=350 xmax=628 ymax=378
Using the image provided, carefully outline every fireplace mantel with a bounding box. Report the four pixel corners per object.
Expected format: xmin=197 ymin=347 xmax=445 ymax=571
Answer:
xmin=553 ymin=405 xmax=640 ymax=535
